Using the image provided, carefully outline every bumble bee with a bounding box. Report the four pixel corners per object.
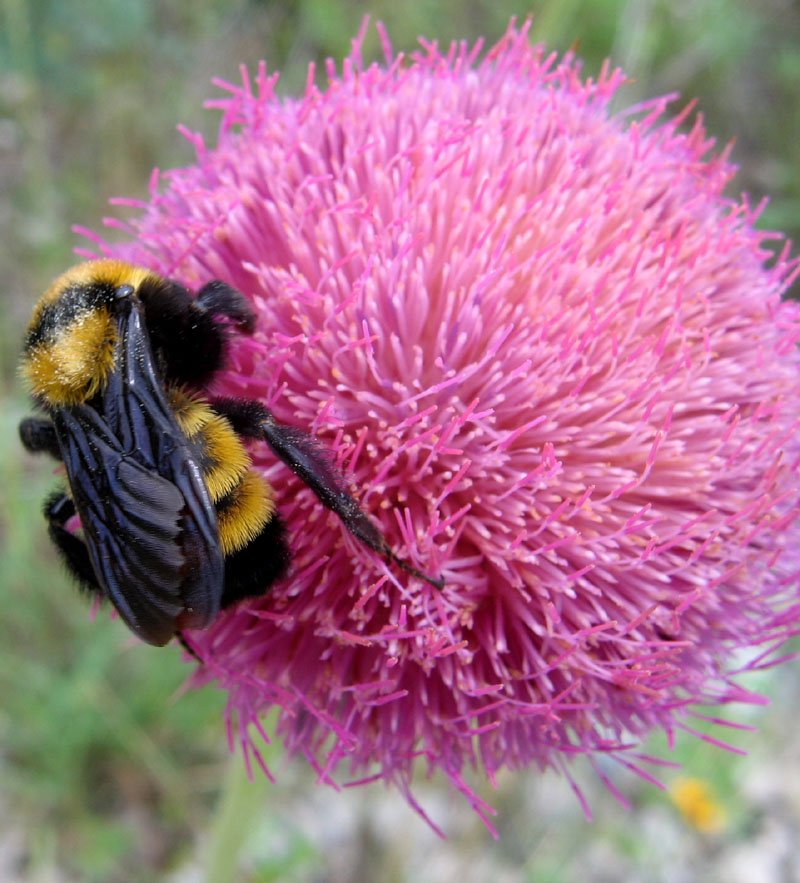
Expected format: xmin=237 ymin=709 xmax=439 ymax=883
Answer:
xmin=19 ymin=259 xmax=441 ymax=647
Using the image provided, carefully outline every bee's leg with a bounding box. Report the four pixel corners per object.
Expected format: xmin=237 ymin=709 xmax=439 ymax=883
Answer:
xmin=43 ymin=491 xmax=102 ymax=593
xmin=194 ymin=280 xmax=256 ymax=332
xmin=19 ymin=416 xmax=61 ymax=459
xmin=211 ymin=397 xmax=443 ymax=590
xmin=138 ymin=276 xmax=254 ymax=385
xmin=175 ymin=632 xmax=202 ymax=661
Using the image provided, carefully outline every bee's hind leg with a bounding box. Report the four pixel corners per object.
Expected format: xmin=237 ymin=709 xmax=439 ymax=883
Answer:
xmin=43 ymin=491 xmax=102 ymax=594
xmin=211 ymin=397 xmax=444 ymax=590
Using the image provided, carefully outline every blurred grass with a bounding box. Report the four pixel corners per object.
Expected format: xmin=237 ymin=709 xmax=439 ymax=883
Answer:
xmin=1 ymin=0 xmax=799 ymax=880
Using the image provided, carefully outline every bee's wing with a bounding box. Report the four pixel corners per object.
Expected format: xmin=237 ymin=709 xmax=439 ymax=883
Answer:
xmin=54 ymin=405 xmax=187 ymax=645
xmin=53 ymin=297 xmax=224 ymax=646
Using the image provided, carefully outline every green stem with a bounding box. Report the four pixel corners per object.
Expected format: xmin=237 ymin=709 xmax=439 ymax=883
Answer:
xmin=204 ymin=750 xmax=270 ymax=882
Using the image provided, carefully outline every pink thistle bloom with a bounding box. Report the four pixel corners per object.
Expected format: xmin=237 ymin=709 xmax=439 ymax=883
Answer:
xmin=80 ymin=20 xmax=800 ymax=833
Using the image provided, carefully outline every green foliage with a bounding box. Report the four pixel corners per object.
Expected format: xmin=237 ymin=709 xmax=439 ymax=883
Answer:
xmin=0 ymin=397 xmax=229 ymax=879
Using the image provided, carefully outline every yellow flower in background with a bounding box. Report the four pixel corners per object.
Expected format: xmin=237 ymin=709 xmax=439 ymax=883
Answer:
xmin=670 ymin=777 xmax=727 ymax=833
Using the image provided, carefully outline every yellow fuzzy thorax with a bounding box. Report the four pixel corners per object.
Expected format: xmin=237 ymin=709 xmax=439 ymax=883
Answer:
xmin=38 ymin=260 xmax=152 ymax=310
xmin=21 ymin=308 xmax=117 ymax=406
xmin=21 ymin=259 xmax=156 ymax=407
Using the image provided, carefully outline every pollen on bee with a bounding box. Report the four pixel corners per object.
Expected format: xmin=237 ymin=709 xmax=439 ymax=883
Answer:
xmin=35 ymin=259 xmax=152 ymax=310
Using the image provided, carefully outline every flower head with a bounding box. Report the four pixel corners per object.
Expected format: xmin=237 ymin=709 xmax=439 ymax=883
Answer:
xmin=81 ymin=20 xmax=800 ymax=831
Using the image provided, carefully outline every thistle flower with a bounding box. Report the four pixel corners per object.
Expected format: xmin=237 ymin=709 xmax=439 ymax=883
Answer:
xmin=80 ymin=20 xmax=800 ymax=832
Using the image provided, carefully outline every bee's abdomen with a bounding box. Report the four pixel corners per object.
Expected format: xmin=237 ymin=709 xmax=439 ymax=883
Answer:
xmin=215 ymin=470 xmax=276 ymax=556
xmin=169 ymin=387 xmax=277 ymax=557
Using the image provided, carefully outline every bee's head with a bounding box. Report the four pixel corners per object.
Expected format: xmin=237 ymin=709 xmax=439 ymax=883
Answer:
xmin=20 ymin=260 xmax=151 ymax=407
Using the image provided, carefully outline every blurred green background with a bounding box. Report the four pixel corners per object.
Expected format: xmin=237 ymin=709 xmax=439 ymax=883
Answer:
xmin=2 ymin=1 xmax=799 ymax=881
